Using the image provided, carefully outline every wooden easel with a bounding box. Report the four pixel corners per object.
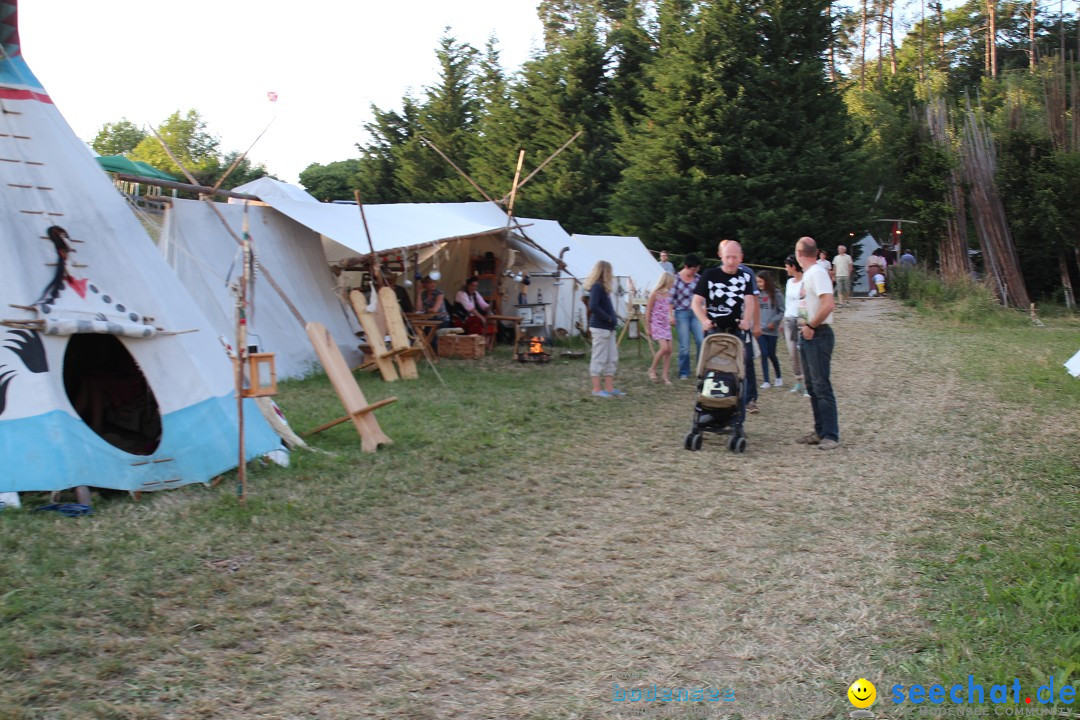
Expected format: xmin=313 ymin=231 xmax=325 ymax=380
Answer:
xmin=617 ymin=282 xmax=655 ymax=355
xmin=304 ymin=322 xmax=395 ymax=452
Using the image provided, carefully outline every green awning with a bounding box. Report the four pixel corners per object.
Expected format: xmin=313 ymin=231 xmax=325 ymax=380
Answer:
xmin=96 ymin=155 xmax=179 ymax=182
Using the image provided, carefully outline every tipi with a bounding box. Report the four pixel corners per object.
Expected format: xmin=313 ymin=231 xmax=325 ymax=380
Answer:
xmin=0 ymin=0 xmax=278 ymax=494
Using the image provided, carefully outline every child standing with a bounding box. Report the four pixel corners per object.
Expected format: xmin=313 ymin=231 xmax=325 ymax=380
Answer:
xmin=586 ymin=260 xmax=624 ymax=397
xmin=756 ymin=270 xmax=784 ymax=388
xmin=646 ymin=272 xmax=675 ymax=384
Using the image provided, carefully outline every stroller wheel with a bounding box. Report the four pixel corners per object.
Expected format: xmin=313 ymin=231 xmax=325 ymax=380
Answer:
xmin=691 ymin=433 xmax=704 ymax=451
xmin=732 ymin=437 xmax=747 ymax=454
xmin=684 ymin=432 xmax=695 ymax=450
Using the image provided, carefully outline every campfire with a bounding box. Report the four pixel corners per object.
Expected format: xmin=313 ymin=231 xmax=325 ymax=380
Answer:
xmin=516 ymin=335 xmax=551 ymax=363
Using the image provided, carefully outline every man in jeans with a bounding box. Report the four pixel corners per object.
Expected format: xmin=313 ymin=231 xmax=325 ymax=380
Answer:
xmin=672 ymin=253 xmax=703 ymax=380
xmin=795 ymin=236 xmax=840 ymax=450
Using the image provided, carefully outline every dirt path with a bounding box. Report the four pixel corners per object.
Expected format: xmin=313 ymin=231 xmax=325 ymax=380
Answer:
xmin=241 ymin=297 xmax=993 ymax=720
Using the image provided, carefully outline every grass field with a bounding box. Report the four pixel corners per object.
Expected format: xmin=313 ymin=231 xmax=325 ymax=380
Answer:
xmin=0 ymin=304 xmax=1077 ymax=719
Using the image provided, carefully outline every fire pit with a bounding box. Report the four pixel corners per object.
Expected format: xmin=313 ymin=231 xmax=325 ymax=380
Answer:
xmin=516 ymin=335 xmax=551 ymax=363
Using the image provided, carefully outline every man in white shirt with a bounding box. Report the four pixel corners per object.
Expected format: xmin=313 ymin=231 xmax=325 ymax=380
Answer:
xmin=658 ymin=250 xmax=676 ymax=275
xmin=832 ymin=245 xmax=853 ymax=307
xmin=795 ymin=237 xmax=839 ymax=450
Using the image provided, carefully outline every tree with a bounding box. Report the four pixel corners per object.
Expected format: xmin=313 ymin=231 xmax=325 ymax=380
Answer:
xmin=299 ymin=159 xmax=362 ymax=202
xmin=355 ymin=99 xmax=420 ymax=203
xmin=392 ymin=31 xmax=481 ymax=201
xmin=215 ymin=151 xmax=269 ymax=191
xmin=608 ymin=0 xmax=655 ymax=136
xmin=613 ymin=0 xmax=866 ymax=261
xmin=130 ymin=109 xmax=222 ymax=186
xmin=509 ymin=10 xmax=620 ymax=232
xmin=91 ymin=119 xmax=146 ymax=156
xmin=469 ymin=36 xmax=523 ymax=202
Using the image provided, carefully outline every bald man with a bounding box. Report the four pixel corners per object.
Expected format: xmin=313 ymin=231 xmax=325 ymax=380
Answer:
xmin=693 ymin=239 xmax=760 ymax=413
xmin=795 ymin=236 xmax=839 ymax=450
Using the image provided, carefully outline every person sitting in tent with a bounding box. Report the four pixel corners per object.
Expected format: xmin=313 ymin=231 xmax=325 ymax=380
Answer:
xmin=455 ymin=276 xmax=492 ymax=337
xmin=420 ymin=275 xmax=450 ymax=325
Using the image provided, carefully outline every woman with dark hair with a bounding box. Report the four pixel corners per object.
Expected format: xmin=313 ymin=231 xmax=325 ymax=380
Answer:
xmin=755 ymin=269 xmax=784 ymax=389
xmin=782 ymin=256 xmax=808 ymax=396
xmin=673 ymin=253 xmax=704 ymax=380
xmin=455 ymin=276 xmax=491 ymax=336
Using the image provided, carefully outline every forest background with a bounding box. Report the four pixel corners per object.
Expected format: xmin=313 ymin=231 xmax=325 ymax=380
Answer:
xmin=94 ymin=0 xmax=1080 ymax=304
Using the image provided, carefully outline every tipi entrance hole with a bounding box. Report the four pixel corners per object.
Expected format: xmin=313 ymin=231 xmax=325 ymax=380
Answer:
xmin=63 ymin=334 xmax=162 ymax=455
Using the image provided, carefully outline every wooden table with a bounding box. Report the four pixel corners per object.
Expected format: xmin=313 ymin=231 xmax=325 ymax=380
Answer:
xmin=404 ymin=313 xmax=443 ymax=361
xmin=483 ymin=314 xmax=522 ymax=350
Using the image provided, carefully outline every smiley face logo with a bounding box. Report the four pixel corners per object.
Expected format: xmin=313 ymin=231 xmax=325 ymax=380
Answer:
xmin=848 ymin=678 xmax=877 ymax=709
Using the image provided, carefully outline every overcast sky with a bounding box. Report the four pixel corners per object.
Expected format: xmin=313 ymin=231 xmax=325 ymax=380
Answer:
xmin=20 ymin=0 xmax=545 ymax=182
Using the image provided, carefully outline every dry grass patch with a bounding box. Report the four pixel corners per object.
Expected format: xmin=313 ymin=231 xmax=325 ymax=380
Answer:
xmin=1 ymin=304 xmax=1076 ymax=719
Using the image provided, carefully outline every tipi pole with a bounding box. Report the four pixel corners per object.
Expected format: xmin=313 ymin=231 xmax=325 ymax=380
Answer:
xmin=418 ymin=136 xmax=498 ymax=204
xmin=497 ymin=131 xmax=582 ymax=205
xmin=212 ymin=118 xmax=275 ymax=193
xmin=147 ymin=125 xmax=308 ymax=328
xmin=507 ymin=149 xmax=526 ymax=217
xmin=235 ymin=208 xmax=253 ymax=502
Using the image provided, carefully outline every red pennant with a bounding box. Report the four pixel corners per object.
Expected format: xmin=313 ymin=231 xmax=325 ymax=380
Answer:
xmin=65 ymin=276 xmax=88 ymax=298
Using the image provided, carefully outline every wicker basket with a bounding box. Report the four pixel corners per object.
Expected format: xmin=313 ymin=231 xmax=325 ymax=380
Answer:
xmin=437 ymin=334 xmax=486 ymax=359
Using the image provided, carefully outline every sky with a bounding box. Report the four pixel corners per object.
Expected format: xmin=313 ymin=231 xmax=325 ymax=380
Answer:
xmin=20 ymin=0 xmax=545 ymax=183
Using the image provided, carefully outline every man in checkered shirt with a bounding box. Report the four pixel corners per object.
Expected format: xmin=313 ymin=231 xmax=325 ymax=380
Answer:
xmin=692 ymin=240 xmax=756 ymax=334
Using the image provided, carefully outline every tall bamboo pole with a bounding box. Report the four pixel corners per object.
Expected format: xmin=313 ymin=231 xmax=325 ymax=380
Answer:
xmin=926 ymin=97 xmax=971 ymax=280
xmin=235 ymin=208 xmax=252 ymax=502
xmin=960 ymin=102 xmax=1031 ymax=308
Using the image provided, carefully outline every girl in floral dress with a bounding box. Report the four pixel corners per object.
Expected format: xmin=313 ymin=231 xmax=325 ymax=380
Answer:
xmin=646 ymin=272 xmax=676 ymax=384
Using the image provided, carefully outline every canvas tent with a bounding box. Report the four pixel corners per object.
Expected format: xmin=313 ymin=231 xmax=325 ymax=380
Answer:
xmin=161 ymin=198 xmax=362 ymax=379
xmin=511 ymin=218 xmax=599 ymax=333
xmin=571 ymin=234 xmax=664 ymax=318
xmin=0 ymin=2 xmax=278 ymax=494
xmin=228 ymin=179 xmax=589 ymax=335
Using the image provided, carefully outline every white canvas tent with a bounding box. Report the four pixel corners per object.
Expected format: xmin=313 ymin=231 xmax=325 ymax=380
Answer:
xmin=512 ymin=218 xmax=599 ymax=334
xmin=0 ymin=6 xmax=278 ymax=494
xmin=571 ymin=234 xmax=664 ymax=318
xmin=161 ymin=198 xmax=362 ymax=379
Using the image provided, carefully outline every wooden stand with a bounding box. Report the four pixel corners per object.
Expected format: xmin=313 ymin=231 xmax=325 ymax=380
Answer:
xmin=379 ymin=286 xmax=421 ymax=379
xmin=350 ymin=289 xmax=400 ymax=382
xmin=617 ymin=299 xmax=655 ymax=355
xmin=305 ymin=322 xmax=395 ymax=452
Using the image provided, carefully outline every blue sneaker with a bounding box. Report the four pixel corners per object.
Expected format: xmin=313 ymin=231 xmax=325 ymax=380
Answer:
xmin=592 ymin=390 xmax=612 ymax=397
xmin=609 ymin=389 xmax=627 ymax=397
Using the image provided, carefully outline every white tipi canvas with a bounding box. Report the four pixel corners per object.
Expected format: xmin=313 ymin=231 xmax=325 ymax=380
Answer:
xmin=0 ymin=2 xmax=279 ymax=493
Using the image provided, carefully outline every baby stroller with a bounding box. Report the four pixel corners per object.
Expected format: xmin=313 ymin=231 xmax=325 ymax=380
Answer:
xmin=684 ymin=331 xmax=747 ymax=453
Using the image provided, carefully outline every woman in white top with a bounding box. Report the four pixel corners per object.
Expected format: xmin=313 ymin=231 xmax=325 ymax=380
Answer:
xmin=782 ymin=255 xmax=808 ymax=396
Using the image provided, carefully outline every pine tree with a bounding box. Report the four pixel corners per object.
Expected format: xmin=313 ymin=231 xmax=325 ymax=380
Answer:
xmin=509 ymin=11 xmax=621 ymax=232
xmin=608 ymin=0 xmax=656 ymax=136
xmin=394 ymin=31 xmax=480 ymax=201
xmin=610 ymin=0 xmax=759 ymax=253
xmin=612 ymin=0 xmax=866 ymax=262
xmin=735 ymin=0 xmax=866 ymax=261
xmin=470 ymin=36 xmax=523 ymax=203
xmin=355 ymin=99 xmax=420 ymax=203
